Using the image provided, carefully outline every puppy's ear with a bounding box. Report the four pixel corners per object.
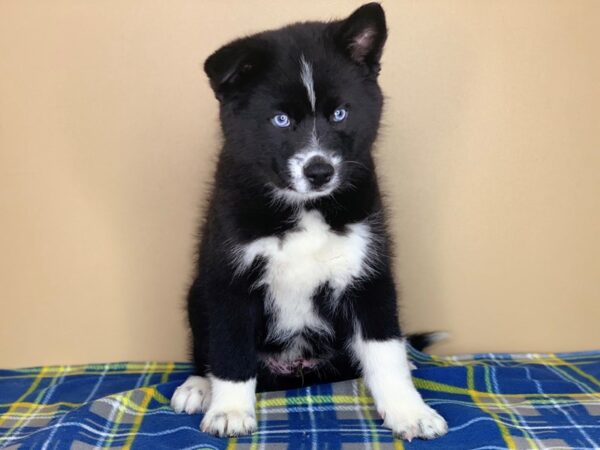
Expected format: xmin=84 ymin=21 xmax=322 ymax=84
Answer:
xmin=204 ymin=37 xmax=270 ymax=101
xmin=333 ymin=2 xmax=387 ymax=73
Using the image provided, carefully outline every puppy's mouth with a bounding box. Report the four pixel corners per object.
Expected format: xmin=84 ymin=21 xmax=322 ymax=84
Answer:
xmin=274 ymin=151 xmax=342 ymax=203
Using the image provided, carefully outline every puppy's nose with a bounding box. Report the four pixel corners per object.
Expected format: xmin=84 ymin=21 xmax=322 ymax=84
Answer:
xmin=303 ymin=157 xmax=334 ymax=188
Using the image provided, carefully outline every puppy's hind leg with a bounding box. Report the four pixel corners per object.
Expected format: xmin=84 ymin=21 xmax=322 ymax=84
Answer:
xmin=171 ymin=375 xmax=212 ymax=414
xmin=171 ymin=279 xmax=212 ymax=414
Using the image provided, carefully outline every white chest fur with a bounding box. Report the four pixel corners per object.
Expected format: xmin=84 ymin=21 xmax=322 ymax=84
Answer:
xmin=236 ymin=210 xmax=372 ymax=344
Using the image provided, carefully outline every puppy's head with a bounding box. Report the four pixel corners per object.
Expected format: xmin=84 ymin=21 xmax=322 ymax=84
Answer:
xmin=204 ymin=3 xmax=387 ymax=203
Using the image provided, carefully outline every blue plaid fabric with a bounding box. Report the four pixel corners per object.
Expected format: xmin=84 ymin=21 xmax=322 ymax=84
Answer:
xmin=1 ymin=347 xmax=600 ymax=449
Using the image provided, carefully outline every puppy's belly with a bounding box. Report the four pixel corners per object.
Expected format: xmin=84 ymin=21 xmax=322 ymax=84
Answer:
xmin=259 ymin=329 xmax=333 ymax=376
xmin=262 ymin=354 xmax=321 ymax=375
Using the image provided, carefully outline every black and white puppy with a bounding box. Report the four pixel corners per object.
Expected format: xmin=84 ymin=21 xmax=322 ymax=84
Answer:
xmin=171 ymin=3 xmax=448 ymax=441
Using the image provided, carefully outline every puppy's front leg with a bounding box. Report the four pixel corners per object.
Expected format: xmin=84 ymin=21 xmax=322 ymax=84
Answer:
xmin=200 ymin=280 xmax=260 ymax=437
xmin=352 ymin=336 xmax=447 ymax=440
xmin=201 ymin=377 xmax=257 ymax=437
xmin=351 ymin=272 xmax=448 ymax=440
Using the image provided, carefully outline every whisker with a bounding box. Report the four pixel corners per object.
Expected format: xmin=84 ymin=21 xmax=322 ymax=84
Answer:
xmin=342 ymin=160 xmax=370 ymax=172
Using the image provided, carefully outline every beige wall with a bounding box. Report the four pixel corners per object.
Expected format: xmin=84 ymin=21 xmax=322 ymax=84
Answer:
xmin=1 ymin=1 xmax=599 ymax=368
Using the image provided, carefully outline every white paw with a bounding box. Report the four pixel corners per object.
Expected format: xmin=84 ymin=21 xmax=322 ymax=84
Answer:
xmin=200 ymin=408 xmax=257 ymax=437
xmin=171 ymin=375 xmax=212 ymax=414
xmin=380 ymin=402 xmax=447 ymax=441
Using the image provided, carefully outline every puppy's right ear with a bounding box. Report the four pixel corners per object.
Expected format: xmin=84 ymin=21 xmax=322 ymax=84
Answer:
xmin=204 ymin=37 xmax=270 ymax=101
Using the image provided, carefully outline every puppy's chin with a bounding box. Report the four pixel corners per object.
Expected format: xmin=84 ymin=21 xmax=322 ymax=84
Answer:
xmin=270 ymin=182 xmax=339 ymax=205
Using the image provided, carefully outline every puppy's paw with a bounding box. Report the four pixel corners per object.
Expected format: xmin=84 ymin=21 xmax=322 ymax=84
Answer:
xmin=200 ymin=408 xmax=257 ymax=437
xmin=171 ymin=375 xmax=212 ymax=414
xmin=380 ymin=402 xmax=447 ymax=441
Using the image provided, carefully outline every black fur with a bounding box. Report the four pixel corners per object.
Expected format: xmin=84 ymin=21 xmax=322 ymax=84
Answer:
xmin=186 ymin=3 xmax=425 ymax=392
xmin=406 ymin=332 xmax=447 ymax=352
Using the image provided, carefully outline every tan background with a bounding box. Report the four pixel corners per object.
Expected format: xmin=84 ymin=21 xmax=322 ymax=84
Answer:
xmin=1 ymin=1 xmax=599 ymax=368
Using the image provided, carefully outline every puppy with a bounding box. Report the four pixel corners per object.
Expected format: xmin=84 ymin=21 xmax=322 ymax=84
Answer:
xmin=171 ymin=3 xmax=448 ymax=441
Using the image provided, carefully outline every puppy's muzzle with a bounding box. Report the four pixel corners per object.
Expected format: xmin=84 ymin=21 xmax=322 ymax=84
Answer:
xmin=303 ymin=156 xmax=334 ymax=189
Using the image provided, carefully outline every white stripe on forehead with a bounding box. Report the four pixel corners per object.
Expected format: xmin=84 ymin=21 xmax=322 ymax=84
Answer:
xmin=300 ymin=54 xmax=316 ymax=112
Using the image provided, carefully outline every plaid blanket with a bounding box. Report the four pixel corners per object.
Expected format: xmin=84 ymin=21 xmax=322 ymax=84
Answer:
xmin=1 ymin=347 xmax=599 ymax=449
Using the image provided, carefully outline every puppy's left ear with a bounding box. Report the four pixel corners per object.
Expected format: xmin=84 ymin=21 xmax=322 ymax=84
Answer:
xmin=333 ymin=2 xmax=387 ymax=73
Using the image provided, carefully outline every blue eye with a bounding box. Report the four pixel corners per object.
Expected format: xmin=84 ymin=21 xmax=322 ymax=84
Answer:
xmin=271 ymin=114 xmax=290 ymax=128
xmin=332 ymin=108 xmax=348 ymax=122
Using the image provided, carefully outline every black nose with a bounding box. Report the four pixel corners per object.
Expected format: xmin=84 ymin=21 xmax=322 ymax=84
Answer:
xmin=303 ymin=158 xmax=334 ymax=188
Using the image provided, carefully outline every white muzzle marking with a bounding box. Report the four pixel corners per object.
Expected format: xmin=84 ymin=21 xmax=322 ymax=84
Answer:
xmin=272 ymin=150 xmax=341 ymax=204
